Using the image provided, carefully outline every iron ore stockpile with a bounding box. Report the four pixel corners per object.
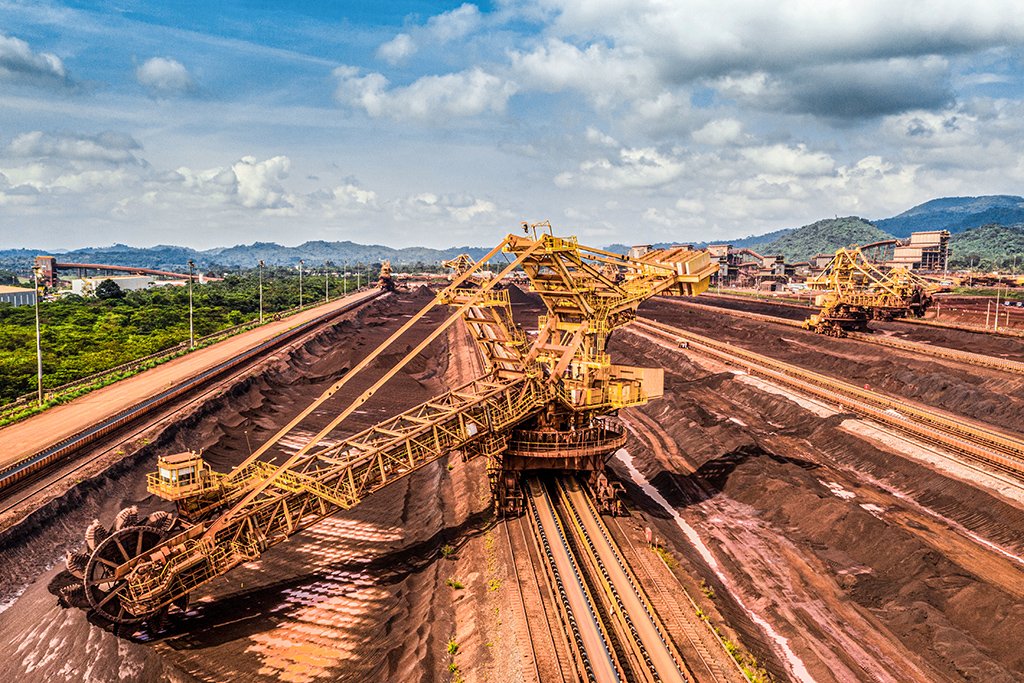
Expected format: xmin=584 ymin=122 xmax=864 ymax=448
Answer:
xmin=1 ymin=236 xmax=1023 ymax=683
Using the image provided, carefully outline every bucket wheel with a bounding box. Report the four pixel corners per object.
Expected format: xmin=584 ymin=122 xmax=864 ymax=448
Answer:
xmin=83 ymin=524 xmax=164 ymax=624
xmin=59 ymin=506 xmax=178 ymax=627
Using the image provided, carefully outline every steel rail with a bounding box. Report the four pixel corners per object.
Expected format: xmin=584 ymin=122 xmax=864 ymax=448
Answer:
xmin=634 ymin=318 xmax=1024 ymax=480
xmin=698 ymin=292 xmax=1024 ymax=339
xmin=659 ymin=298 xmax=1024 ymax=376
xmin=526 ymin=479 xmax=623 ymax=682
xmin=554 ymin=477 xmax=691 ymax=683
xmin=0 ymin=291 xmax=383 ymax=497
xmin=504 ymin=516 xmax=559 ymax=683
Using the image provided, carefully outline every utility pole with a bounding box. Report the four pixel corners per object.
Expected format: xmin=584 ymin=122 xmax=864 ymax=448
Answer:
xmin=995 ymin=287 xmax=1001 ymax=332
xmin=357 ymin=263 xmax=362 ymax=290
xmin=343 ymin=263 xmax=348 ymax=295
xmin=258 ymin=259 xmax=265 ymax=324
xmin=298 ymin=259 xmax=304 ymax=308
xmin=32 ymin=264 xmax=43 ymax=405
xmin=188 ymin=259 xmax=195 ymax=348
xmin=325 ymin=265 xmax=329 ymax=303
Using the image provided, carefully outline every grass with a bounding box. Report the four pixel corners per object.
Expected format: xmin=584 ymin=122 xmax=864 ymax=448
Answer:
xmin=446 ymin=638 xmax=463 ymax=683
xmin=440 ymin=544 xmax=455 ymax=559
xmin=651 ymin=544 xmax=678 ymax=569
xmin=487 ymin=578 xmax=501 ymax=592
xmin=445 ymin=577 xmax=464 ymax=590
xmin=951 ymin=286 xmax=1024 ymax=301
xmin=704 ymin=615 xmax=775 ymax=682
xmin=700 ymin=578 xmax=716 ymax=601
xmin=0 ymin=316 xmax=255 ymax=428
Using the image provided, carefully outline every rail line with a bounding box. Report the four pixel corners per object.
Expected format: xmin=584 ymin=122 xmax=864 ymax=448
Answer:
xmin=660 ymin=298 xmax=1024 ymax=376
xmin=503 ymin=515 xmax=557 ymax=682
xmin=527 ymin=478 xmax=623 ymax=682
xmin=525 ymin=477 xmax=695 ymax=682
xmin=0 ymin=290 xmax=383 ymax=515
xmin=696 ymin=292 xmax=1024 ymax=338
xmin=634 ymin=318 xmax=1024 ymax=481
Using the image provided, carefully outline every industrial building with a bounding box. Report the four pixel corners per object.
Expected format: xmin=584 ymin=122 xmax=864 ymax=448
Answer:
xmin=0 ymin=285 xmax=37 ymax=307
xmin=889 ymin=230 xmax=950 ymax=271
xmin=70 ymin=275 xmax=162 ymax=296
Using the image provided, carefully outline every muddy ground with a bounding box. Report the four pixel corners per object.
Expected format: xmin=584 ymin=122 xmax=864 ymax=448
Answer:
xmin=694 ymin=294 xmax=1024 ymax=360
xmin=607 ymin=300 xmax=1024 ymax=682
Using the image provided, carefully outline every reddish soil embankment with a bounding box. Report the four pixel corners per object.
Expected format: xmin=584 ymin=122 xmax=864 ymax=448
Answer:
xmin=608 ymin=321 xmax=1024 ymax=682
xmin=647 ymin=298 xmax=1024 ymax=433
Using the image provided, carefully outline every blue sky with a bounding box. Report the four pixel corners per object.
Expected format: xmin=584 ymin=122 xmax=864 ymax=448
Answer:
xmin=1 ymin=1 xmax=1023 ymax=250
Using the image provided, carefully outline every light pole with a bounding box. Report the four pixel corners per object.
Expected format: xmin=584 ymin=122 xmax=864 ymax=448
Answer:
xmin=298 ymin=259 xmax=304 ymax=308
xmin=258 ymin=259 xmax=265 ymax=324
xmin=188 ymin=259 xmax=195 ymax=348
xmin=325 ymin=264 xmax=329 ymax=303
xmin=32 ymin=265 xmax=43 ymax=405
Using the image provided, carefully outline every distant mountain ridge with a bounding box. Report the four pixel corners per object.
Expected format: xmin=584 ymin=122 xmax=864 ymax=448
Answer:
xmin=746 ymin=217 xmax=890 ymax=262
xmin=0 ymin=241 xmax=492 ymax=273
xmin=874 ymin=195 xmax=1024 ymax=237
xmin=2 ymin=195 xmax=1021 ymax=274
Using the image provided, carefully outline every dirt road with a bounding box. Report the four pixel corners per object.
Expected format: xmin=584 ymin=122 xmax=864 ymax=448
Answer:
xmin=0 ymin=290 xmax=378 ymax=468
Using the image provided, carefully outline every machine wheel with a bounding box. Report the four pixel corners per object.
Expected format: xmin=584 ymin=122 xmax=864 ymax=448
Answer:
xmin=83 ymin=525 xmax=164 ymax=625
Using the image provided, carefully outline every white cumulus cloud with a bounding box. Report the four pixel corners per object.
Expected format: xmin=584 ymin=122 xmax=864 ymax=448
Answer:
xmin=426 ymin=3 xmax=482 ymax=43
xmin=8 ymin=131 xmax=142 ymax=165
xmin=136 ymin=57 xmax=194 ymax=95
xmin=692 ymin=119 xmax=744 ymax=146
xmin=375 ymin=4 xmax=482 ymax=65
xmin=334 ymin=66 xmax=517 ymax=120
xmin=740 ymin=144 xmax=836 ymax=177
xmin=376 ymin=33 xmax=416 ymax=64
xmin=556 ymin=147 xmax=686 ymax=190
xmin=0 ymin=33 xmax=68 ymax=88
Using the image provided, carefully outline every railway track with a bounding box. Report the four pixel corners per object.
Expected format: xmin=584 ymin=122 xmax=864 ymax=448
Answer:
xmin=0 ymin=290 xmax=383 ymax=518
xmin=697 ymin=292 xmax=1024 ymax=339
xmin=634 ymin=318 xmax=1024 ymax=481
xmin=524 ymin=477 xmax=693 ymax=683
xmin=505 ymin=514 xmax=572 ymax=682
xmin=660 ymin=297 xmax=1024 ymax=376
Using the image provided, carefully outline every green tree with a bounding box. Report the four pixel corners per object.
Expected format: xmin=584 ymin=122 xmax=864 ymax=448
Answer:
xmin=95 ymin=279 xmax=125 ymax=299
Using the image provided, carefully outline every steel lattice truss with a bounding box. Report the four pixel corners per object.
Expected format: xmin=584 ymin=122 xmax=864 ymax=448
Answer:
xmin=60 ymin=225 xmax=717 ymax=625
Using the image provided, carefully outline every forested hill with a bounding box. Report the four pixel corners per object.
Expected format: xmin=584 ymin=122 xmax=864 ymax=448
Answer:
xmin=747 ymin=217 xmax=892 ymax=261
xmin=0 ymin=241 xmax=492 ymax=274
xmin=874 ymin=195 xmax=1024 ymax=237
xmin=949 ymin=224 xmax=1024 ymax=270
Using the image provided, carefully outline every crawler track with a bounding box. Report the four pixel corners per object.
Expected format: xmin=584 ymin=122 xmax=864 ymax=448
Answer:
xmin=0 ymin=291 xmax=383 ymax=517
xmin=662 ymin=298 xmax=1024 ymax=376
xmin=634 ymin=318 xmax=1024 ymax=481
